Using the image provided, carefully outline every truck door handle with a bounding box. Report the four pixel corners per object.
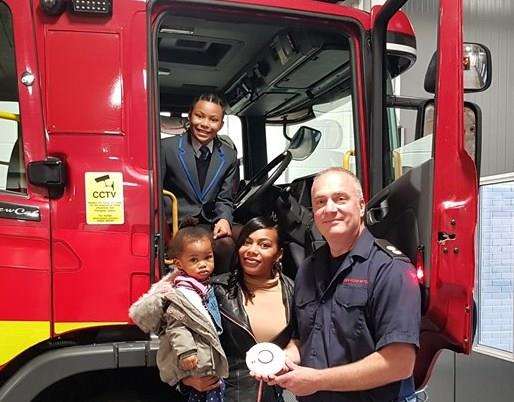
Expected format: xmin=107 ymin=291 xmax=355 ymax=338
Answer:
xmin=366 ymin=205 xmax=389 ymax=225
xmin=366 ymin=194 xmax=389 ymax=226
xmin=27 ymin=156 xmax=67 ymax=199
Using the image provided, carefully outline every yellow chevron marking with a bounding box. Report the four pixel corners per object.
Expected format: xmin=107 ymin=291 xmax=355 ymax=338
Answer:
xmin=0 ymin=321 xmax=127 ymax=366
xmin=0 ymin=321 xmax=50 ymax=366
xmin=54 ymin=321 xmax=127 ymax=334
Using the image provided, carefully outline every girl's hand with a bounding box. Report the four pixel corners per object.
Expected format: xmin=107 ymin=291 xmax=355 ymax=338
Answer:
xmin=213 ymin=219 xmax=231 ymax=239
xmin=179 ymin=354 xmax=198 ymax=370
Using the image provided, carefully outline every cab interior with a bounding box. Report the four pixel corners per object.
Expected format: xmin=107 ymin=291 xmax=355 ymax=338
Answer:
xmin=155 ymin=6 xmax=359 ymax=276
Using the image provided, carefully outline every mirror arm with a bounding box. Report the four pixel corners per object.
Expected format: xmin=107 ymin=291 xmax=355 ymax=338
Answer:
xmin=282 ymin=118 xmax=292 ymax=141
xmin=386 ymin=95 xmax=431 ymax=109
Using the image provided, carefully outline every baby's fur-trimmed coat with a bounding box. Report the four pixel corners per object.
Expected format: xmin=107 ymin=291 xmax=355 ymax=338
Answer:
xmin=129 ymin=274 xmax=228 ymax=386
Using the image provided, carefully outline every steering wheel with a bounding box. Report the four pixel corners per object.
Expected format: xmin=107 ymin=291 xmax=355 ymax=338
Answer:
xmin=234 ymin=151 xmax=293 ymax=213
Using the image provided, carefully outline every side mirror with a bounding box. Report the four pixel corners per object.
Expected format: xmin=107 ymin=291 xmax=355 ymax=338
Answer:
xmin=424 ymin=43 xmax=492 ymax=93
xmin=416 ymin=101 xmax=482 ymax=174
xmin=463 ymin=43 xmax=492 ymax=92
xmin=286 ymin=126 xmax=322 ymax=161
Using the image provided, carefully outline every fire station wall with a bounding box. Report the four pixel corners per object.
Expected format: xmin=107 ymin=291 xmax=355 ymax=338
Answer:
xmin=401 ymin=0 xmax=514 ymax=178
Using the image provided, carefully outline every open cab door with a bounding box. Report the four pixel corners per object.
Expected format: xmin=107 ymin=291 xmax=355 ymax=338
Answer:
xmin=367 ymin=0 xmax=490 ymax=389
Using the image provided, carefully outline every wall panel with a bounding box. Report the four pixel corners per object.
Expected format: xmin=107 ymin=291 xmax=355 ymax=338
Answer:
xmin=402 ymin=0 xmax=514 ymax=177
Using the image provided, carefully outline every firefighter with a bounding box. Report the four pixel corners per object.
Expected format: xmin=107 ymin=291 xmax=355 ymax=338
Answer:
xmin=258 ymin=167 xmax=421 ymax=402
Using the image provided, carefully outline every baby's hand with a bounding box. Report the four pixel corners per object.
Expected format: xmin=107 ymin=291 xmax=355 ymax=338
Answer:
xmin=179 ymin=354 xmax=198 ymax=371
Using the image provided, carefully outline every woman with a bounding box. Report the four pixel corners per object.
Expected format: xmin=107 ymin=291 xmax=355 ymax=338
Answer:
xmin=183 ymin=216 xmax=295 ymax=401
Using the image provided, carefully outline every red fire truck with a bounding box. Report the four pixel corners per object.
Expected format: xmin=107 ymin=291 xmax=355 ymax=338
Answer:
xmin=0 ymin=0 xmax=491 ymax=400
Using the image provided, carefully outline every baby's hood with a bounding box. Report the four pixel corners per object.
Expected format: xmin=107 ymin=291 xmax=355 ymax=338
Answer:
xmin=128 ymin=271 xmax=176 ymax=333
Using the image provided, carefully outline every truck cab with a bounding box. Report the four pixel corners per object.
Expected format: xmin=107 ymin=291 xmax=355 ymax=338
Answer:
xmin=0 ymin=0 xmax=490 ymax=400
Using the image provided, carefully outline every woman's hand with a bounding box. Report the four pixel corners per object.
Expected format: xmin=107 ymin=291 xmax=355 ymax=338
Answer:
xmin=182 ymin=375 xmax=220 ymax=392
xmin=213 ymin=219 xmax=231 ymax=239
xmin=250 ymin=360 xmax=291 ymax=384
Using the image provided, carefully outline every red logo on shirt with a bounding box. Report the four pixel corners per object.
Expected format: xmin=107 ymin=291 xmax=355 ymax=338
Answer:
xmin=342 ymin=278 xmax=368 ymax=286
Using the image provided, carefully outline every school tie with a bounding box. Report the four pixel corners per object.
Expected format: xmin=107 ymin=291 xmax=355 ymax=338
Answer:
xmin=199 ymin=145 xmax=210 ymax=161
xmin=196 ymin=145 xmax=211 ymax=189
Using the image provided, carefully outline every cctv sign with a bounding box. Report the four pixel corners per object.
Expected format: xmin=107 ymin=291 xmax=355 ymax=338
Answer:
xmin=85 ymin=172 xmax=124 ymax=224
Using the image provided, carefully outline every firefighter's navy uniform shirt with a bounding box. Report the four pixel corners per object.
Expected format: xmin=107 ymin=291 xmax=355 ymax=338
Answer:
xmin=292 ymin=228 xmax=421 ymax=402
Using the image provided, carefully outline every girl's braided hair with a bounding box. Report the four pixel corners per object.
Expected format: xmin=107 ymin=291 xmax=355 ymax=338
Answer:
xmin=190 ymin=93 xmax=226 ymax=117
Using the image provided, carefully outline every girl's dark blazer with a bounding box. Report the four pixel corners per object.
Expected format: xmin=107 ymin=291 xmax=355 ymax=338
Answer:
xmin=161 ymin=132 xmax=239 ymax=224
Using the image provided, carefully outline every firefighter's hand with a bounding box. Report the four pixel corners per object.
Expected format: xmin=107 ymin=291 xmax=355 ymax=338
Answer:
xmin=179 ymin=354 xmax=198 ymax=371
xmin=271 ymin=361 xmax=321 ymax=396
xmin=182 ymin=375 xmax=220 ymax=392
xmin=213 ymin=219 xmax=231 ymax=239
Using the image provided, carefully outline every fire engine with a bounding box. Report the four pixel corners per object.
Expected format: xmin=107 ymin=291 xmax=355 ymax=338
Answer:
xmin=0 ymin=0 xmax=491 ymax=400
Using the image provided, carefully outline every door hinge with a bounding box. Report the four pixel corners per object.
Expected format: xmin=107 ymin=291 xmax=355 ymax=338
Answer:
xmin=438 ymin=231 xmax=456 ymax=244
xmin=153 ymin=233 xmax=161 ymax=257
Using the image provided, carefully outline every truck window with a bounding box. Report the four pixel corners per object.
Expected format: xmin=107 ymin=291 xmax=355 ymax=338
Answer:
xmin=0 ymin=1 xmax=26 ymax=195
xmin=385 ymin=72 xmax=433 ymax=182
xmin=265 ymin=93 xmax=356 ymax=185
xmin=218 ymin=115 xmax=244 ymax=179
xmin=388 ymin=105 xmax=432 ymax=181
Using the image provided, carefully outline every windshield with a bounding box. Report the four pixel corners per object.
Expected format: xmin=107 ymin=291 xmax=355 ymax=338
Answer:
xmin=265 ymin=93 xmax=355 ymax=184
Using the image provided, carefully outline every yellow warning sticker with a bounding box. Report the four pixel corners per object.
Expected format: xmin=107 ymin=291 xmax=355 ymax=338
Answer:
xmin=85 ymin=172 xmax=124 ymax=224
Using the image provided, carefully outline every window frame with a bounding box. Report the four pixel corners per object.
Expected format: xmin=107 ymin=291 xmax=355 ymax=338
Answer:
xmin=0 ymin=1 xmax=27 ymax=197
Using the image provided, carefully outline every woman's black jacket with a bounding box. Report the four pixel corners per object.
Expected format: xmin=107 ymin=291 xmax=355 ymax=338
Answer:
xmin=212 ymin=272 xmax=295 ymax=402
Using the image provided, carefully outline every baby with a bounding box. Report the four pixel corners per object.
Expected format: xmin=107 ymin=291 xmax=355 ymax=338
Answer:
xmin=129 ymin=217 xmax=228 ymax=401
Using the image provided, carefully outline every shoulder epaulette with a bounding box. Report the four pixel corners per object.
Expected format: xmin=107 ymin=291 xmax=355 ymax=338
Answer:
xmin=374 ymin=238 xmax=410 ymax=260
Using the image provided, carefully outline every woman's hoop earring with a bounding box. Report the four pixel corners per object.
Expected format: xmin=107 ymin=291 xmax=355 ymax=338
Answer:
xmin=272 ymin=260 xmax=282 ymax=275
